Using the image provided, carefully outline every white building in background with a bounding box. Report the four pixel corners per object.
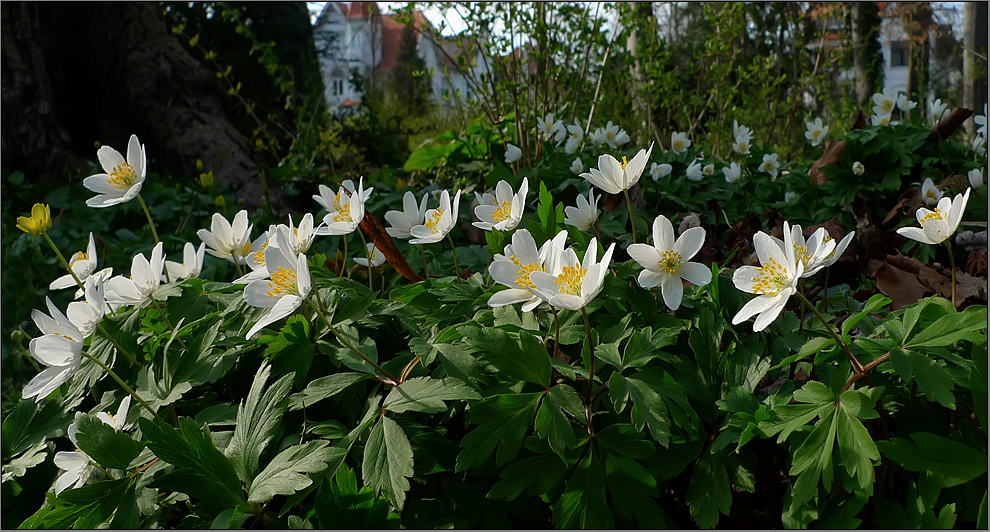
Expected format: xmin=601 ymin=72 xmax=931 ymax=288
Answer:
xmin=312 ymin=2 xmax=491 ymax=112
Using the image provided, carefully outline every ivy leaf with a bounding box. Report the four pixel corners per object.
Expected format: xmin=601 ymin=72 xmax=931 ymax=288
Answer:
xmin=247 ymin=440 xmax=338 ymax=503
xmin=551 ymin=446 xmax=614 ymax=529
xmin=225 ymin=362 xmax=294 ymax=484
xmin=456 ymin=393 xmax=542 ymax=471
xmin=140 ymin=417 xmax=246 ymax=515
xmin=686 ymin=447 xmax=732 ymax=529
xmin=362 ymin=416 xmax=414 ymax=510
xmin=877 ymin=432 xmax=988 ymax=488
xmin=73 ymin=416 xmax=144 ymax=470
xmin=288 ymin=372 xmax=371 ymax=411
xmin=382 ymin=377 xmax=481 ymax=414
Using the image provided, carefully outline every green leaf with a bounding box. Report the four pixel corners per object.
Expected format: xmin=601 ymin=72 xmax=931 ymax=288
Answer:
xmin=108 ymin=482 xmax=140 ymax=529
xmin=877 ymin=432 xmax=988 ymax=488
xmin=288 ymin=372 xmax=371 ymax=411
xmin=264 ymin=315 xmax=315 ymax=389
xmin=30 ymin=478 xmax=130 ymax=529
xmin=971 ymin=343 xmax=988 ymax=431
xmin=403 ymin=140 xmax=453 ymax=171
xmin=2 ymin=393 xmax=72 ymax=458
xmin=382 ymin=376 xmax=481 ymax=414
xmin=362 ymin=416 xmax=414 ymax=510
xmin=73 ymin=416 xmax=144 ymax=470
xmin=841 ymin=294 xmax=891 ymax=340
xmin=790 ymin=407 xmax=839 ymax=501
xmin=907 ymin=350 xmax=956 ymax=409
xmin=772 ymin=336 xmax=835 ymax=370
xmin=315 ymin=463 xmax=400 ymax=529
xmin=551 ymin=447 xmax=614 ymax=529
xmin=813 ymin=496 xmax=866 ymax=529
xmin=836 ymin=392 xmax=880 ymax=493
xmin=686 ymin=448 xmax=732 ymax=529
xmin=487 ymin=452 xmax=568 ymax=501
xmin=534 ymin=396 xmax=576 ymax=458
xmin=456 ymin=393 xmax=542 ymax=471
xmin=906 ymin=306 xmax=987 ymax=348
xmin=225 ymin=362 xmax=294 ymax=484
xmin=603 ymin=452 xmax=666 ymax=527
xmin=465 ymin=328 xmax=550 ymax=386
xmin=248 ymin=440 xmax=336 ymax=503
xmin=140 ymin=417 xmax=246 ymax=515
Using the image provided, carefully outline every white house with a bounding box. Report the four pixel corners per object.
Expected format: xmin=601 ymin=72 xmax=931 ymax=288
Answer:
xmin=312 ymin=2 xmax=491 ymax=112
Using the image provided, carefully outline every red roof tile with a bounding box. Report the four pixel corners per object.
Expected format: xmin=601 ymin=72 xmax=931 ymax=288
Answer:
xmin=376 ymin=11 xmax=428 ymax=70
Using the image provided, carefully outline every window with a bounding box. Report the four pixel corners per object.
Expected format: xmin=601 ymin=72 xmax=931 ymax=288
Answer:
xmin=332 ymin=79 xmax=345 ymax=96
xmin=890 ymin=42 xmax=909 ymax=68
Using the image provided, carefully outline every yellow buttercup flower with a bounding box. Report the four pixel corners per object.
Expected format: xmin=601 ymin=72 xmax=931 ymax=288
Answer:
xmin=16 ymin=203 xmax=52 ymax=237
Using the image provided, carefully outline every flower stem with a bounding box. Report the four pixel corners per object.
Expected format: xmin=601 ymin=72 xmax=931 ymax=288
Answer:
xmin=233 ymin=257 xmax=245 ymax=278
xmin=356 ymin=229 xmax=374 ymax=291
xmin=447 ymin=234 xmax=461 ymax=284
xmin=148 ymin=297 xmax=187 ymax=351
xmin=42 ymin=233 xmax=84 ymax=289
xmin=795 ymin=291 xmax=864 ymax=374
xmin=945 ymin=241 xmax=957 ymax=307
xmin=622 ymin=189 xmax=637 ymax=244
xmin=552 ymin=306 xmax=561 ymax=358
xmin=592 ymin=220 xmax=603 ymax=245
xmin=420 ymin=245 xmax=430 ymax=280
xmin=309 ymin=292 xmax=398 ymax=383
xmin=341 ymin=236 xmax=349 ymax=278
xmin=80 ymin=350 xmax=163 ymax=423
xmin=136 ymin=195 xmax=161 ymax=245
xmin=581 ymin=307 xmax=596 ymax=435
xmin=96 ymin=323 xmax=140 ymax=367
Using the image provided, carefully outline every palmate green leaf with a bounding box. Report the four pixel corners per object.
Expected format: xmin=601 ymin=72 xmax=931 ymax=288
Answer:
xmin=455 ymin=393 xmax=543 ymax=471
xmin=315 ymin=463 xmax=400 ymax=529
xmin=382 ymin=376 xmax=481 ymax=414
xmin=888 ymin=349 xmax=957 ymax=409
xmin=906 ymin=305 xmax=987 ymax=348
xmin=487 ymin=451 xmax=569 ymax=501
xmin=603 ymin=452 xmax=666 ymax=528
xmin=139 ymin=417 xmax=246 ymax=515
xmin=761 ymin=381 xmax=836 ymax=443
xmin=790 ymin=407 xmax=839 ymax=501
xmin=624 ymin=374 xmax=671 ymax=446
xmin=551 ymin=446 xmax=614 ymax=529
xmin=264 ymin=315 xmax=315 ymax=389
xmin=225 ymin=362 xmax=294 ymax=484
xmin=534 ymin=394 xmax=575 ymax=458
xmin=836 ymin=390 xmax=881 ymax=493
xmin=288 ymin=372 xmax=371 ymax=411
xmin=248 ymin=440 xmax=338 ymax=503
xmin=771 ymin=336 xmax=835 ymax=371
xmin=2 ymin=396 xmax=72 ymax=460
xmin=362 ymin=416 xmax=414 ymax=510
xmin=464 ymin=328 xmax=550 ymax=386
xmin=876 ymin=432 xmax=988 ymax=488
xmin=685 ymin=447 xmax=732 ymax=529
xmin=73 ymin=416 xmax=144 ymax=470
xmin=20 ymin=478 xmax=131 ymax=529
xmin=840 ymin=294 xmax=891 ymax=340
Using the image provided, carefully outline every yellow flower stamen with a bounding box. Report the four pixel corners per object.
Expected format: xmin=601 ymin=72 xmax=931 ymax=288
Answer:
xmin=674 ymin=141 xmax=683 ymax=151
xmin=793 ymin=244 xmax=810 ymax=266
xmin=253 ymin=239 xmax=270 ymax=265
xmin=554 ymin=264 xmax=587 ymax=296
xmin=508 ymin=255 xmax=542 ymax=289
xmin=657 ymin=250 xmax=682 ymax=275
xmin=619 ymin=156 xmax=629 ymax=170
xmin=265 ymin=266 xmax=299 ymax=298
xmin=751 ymin=258 xmax=788 ymax=296
xmin=237 ymin=242 xmax=252 ymax=257
xmin=108 ymin=162 xmax=138 ymax=190
xmin=606 ymin=131 xmax=615 ymax=142
xmin=425 ymin=208 xmax=444 ymax=233
xmin=813 ymin=130 xmax=821 ymax=140
xmin=69 ymin=251 xmax=89 ymax=268
xmin=920 ymin=208 xmax=946 ymax=227
xmin=492 ymin=201 xmax=512 ymax=222
xmin=333 ymin=192 xmax=345 ymax=212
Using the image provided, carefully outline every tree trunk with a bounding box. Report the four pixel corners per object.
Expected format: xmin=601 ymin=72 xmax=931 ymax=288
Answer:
xmin=1 ymin=2 xmax=275 ymax=210
xmin=849 ymin=1 xmax=883 ymax=111
xmin=906 ymin=2 xmax=931 ymax=109
xmin=625 ymin=1 xmax=653 ymax=142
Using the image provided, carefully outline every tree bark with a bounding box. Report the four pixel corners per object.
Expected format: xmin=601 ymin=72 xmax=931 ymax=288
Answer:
xmin=849 ymin=2 xmax=883 ymax=111
xmin=1 ymin=2 xmax=274 ymax=210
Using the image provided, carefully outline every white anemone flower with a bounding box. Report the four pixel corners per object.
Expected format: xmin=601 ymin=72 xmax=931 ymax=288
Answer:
xmin=759 ymin=153 xmax=780 ymax=178
xmin=897 ymin=188 xmax=971 ymax=245
xmin=82 ymin=134 xmax=147 ymax=208
xmin=929 ymin=98 xmax=948 ymax=125
xmin=564 ymin=124 xmax=584 ymax=154
xmin=685 ymin=160 xmax=703 ymax=182
xmin=53 ymin=424 xmax=95 ymax=495
xmin=552 ymin=121 xmax=567 ymax=145
xmin=96 ymin=396 xmax=131 ymax=431
xmin=820 ymin=231 xmax=856 ymax=268
xmin=872 ymin=88 xmax=898 ymax=116
xmin=104 ymin=242 xmax=165 ymax=307
xmin=410 ymin=189 xmax=462 ymax=245
xmin=473 ymin=177 xmax=529 ymax=232
xmin=505 ymin=143 xmax=522 ymax=164
xmin=731 ymin=230 xmax=805 ymax=332
xmin=805 ymin=118 xmax=829 ymax=147
xmin=233 ymin=225 xmax=277 ymax=284
xmin=488 ymin=229 xmax=567 ymax=312
xmin=784 ymin=191 xmax=799 ymax=204
xmin=66 ymin=276 xmax=108 ymax=339
xmin=243 ymin=232 xmax=312 ymax=339
xmin=723 ymin=162 xmax=742 ymax=183
xmin=564 ymin=188 xmax=599 ymax=231
xmin=975 ymin=104 xmax=987 ymax=137
xmin=50 ymin=233 xmax=99 ymax=295
xmin=670 ymin=131 xmax=691 ymax=154
xmin=870 ymin=113 xmax=892 ymax=127
xmin=589 ymin=127 xmax=607 ymax=149
xmin=603 ymin=121 xmax=630 ymax=149
xmin=580 ymin=144 xmax=653 ymax=194
xmin=973 ymin=135 xmax=987 ymax=157
xmin=679 ymin=213 xmax=701 ymax=235
xmin=921 ymin=177 xmax=943 ymax=207
xmin=314 ymin=178 xmax=372 ymax=236
xmin=852 ymin=161 xmax=865 ymax=176
xmin=536 ymin=113 xmax=558 ymax=140
xmin=650 ymin=162 xmax=673 ymax=181
xmin=570 ymin=157 xmax=585 ymax=175
xmin=702 ymin=163 xmax=715 ymax=177
xmin=385 ymin=191 xmax=429 ymax=239
xmin=287 ymin=213 xmax=318 ymax=255
xmin=627 ymin=215 xmax=712 ymax=310
xmin=771 ymin=223 xmax=836 ymax=278
xmin=529 ymin=236 xmax=616 ymax=311
xmin=197 ymin=210 xmax=253 ymax=265
xmin=897 ymin=94 xmax=917 ymax=112
xmin=968 ymin=168 xmax=983 ymax=189
xmin=22 ymin=298 xmax=84 ymax=402
xmin=164 ymin=242 xmax=206 ymax=281
xmin=354 ymin=242 xmax=386 ymax=268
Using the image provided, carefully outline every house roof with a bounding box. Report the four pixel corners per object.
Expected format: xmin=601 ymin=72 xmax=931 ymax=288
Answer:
xmin=377 ymin=11 xmax=429 ymax=70
xmin=336 ymin=2 xmax=377 ymax=19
